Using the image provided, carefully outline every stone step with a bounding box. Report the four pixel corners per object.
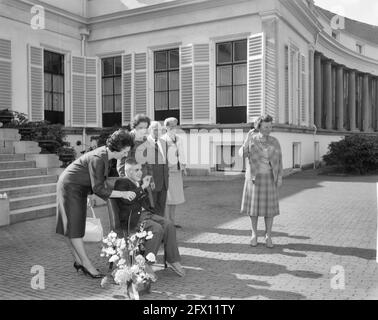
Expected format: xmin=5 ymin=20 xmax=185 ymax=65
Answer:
xmin=10 ymin=204 xmax=56 ymax=225
xmin=0 ymin=175 xmax=58 ymax=189
xmin=9 ymin=193 xmax=57 ymax=211
xmin=0 ymin=129 xmax=21 ymax=141
xmin=0 ymin=154 xmax=25 ymax=161
xmin=0 ymin=141 xmax=14 ymax=154
xmin=0 ymin=167 xmax=47 ymax=179
xmin=0 ymin=160 xmax=36 ymax=170
xmin=0 ymin=183 xmax=56 ymax=198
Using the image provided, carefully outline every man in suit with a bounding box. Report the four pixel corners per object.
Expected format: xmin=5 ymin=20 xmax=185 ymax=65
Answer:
xmin=141 ymin=121 xmax=169 ymax=217
xmin=113 ymin=159 xmax=185 ymax=278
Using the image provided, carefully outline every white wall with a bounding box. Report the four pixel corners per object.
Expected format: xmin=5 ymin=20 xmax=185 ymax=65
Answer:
xmin=40 ymin=0 xmax=87 ymax=16
xmin=0 ymin=10 xmax=82 ymax=117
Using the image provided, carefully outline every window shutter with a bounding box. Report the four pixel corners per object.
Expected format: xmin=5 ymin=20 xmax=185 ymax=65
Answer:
xmin=71 ymin=56 xmax=85 ymax=127
xmin=180 ymin=45 xmax=193 ymax=124
xmin=247 ymin=33 xmax=264 ymax=123
xmin=134 ymin=52 xmax=147 ymax=116
xmin=71 ymin=56 xmax=100 ymax=127
xmin=0 ymin=39 xmax=12 ymax=111
xmin=265 ymin=36 xmax=276 ymax=119
xmin=300 ymin=54 xmax=307 ymax=125
xmin=85 ymin=57 xmax=99 ymax=127
xmin=193 ymin=44 xmax=210 ymax=124
xmin=284 ymin=45 xmax=289 ymax=124
xmin=122 ymin=53 xmax=132 ymax=125
xmin=28 ymin=45 xmax=44 ymax=121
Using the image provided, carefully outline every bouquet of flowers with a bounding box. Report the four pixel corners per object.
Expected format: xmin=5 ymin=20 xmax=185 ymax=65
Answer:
xmin=100 ymin=222 xmax=155 ymax=300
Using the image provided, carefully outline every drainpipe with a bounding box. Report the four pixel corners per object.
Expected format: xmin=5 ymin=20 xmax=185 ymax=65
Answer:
xmin=79 ymin=27 xmax=90 ymax=152
xmin=313 ymin=124 xmax=318 ymax=169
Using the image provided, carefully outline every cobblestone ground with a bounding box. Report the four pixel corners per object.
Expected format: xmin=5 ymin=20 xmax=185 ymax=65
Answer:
xmin=0 ymin=170 xmax=377 ymax=300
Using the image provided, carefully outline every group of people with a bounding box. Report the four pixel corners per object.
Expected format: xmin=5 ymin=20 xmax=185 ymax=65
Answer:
xmin=55 ymin=113 xmax=283 ymax=282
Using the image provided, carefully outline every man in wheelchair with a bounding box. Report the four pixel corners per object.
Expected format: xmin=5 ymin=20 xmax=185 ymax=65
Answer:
xmin=113 ymin=158 xmax=185 ymax=280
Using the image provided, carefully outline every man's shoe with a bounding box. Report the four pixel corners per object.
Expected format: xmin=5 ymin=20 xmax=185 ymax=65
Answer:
xmin=145 ymin=264 xmax=158 ymax=283
xmin=166 ymin=262 xmax=185 ymax=277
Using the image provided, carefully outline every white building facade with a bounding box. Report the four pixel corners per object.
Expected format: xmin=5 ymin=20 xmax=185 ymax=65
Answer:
xmin=1 ymin=0 xmax=378 ymax=173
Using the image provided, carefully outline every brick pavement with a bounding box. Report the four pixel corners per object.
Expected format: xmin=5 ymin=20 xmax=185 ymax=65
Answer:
xmin=0 ymin=170 xmax=377 ymax=300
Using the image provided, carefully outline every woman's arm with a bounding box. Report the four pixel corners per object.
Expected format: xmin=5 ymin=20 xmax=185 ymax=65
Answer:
xmin=239 ymin=130 xmax=254 ymax=159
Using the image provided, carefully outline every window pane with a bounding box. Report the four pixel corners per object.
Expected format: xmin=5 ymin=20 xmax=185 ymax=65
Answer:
xmin=169 ymin=71 xmax=179 ymax=90
xmin=44 ymin=92 xmax=52 ymax=110
xmin=44 ymin=52 xmax=51 ymax=73
xmin=103 ymin=96 xmax=114 ymax=113
xmin=169 ymin=91 xmax=179 ymax=110
xmin=103 ymin=58 xmax=114 ymax=76
xmin=53 ymin=93 xmax=64 ymax=112
xmin=51 ymin=53 xmax=61 ymax=74
xmin=154 ymin=92 xmax=168 ymax=110
xmin=114 ymin=56 xmax=122 ymax=75
xmin=217 ymin=87 xmax=232 ymax=107
xmin=233 ymin=64 xmax=247 ymax=85
xmin=114 ymin=95 xmax=122 ymax=112
xmin=217 ymin=66 xmax=232 ymax=86
xmin=155 ymin=72 xmax=168 ymax=91
xmin=169 ymin=49 xmax=179 ymax=69
xmin=53 ymin=74 xmax=64 ymax=93
xmin=44 ymin=73 xmax=52 ymax=92
xmin=114 ymin=77 xmax=121 ymax=95
xmin=217 ymin=42 xmax=232 ymax=64
xmin=155 ymin=51 xmax=167 ymax=71
xmin=233 ymin=85 xmax=247 ymax=106
xmin=102 ymin=78 xmax=114 ymax=95
xmin=234 ymin=40 xmax=247 ymax=62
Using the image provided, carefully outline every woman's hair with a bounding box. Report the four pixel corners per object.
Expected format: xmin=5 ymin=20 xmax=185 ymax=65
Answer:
xmin=164 ymin=117 xmax=178 ymax=128
xmin=132 ymin=114 xmax=151 ymax=129
xmin=106 ymin=129 xmax=135 ymax=152
xmin=255 ymin=115 xmax=274 ymax=130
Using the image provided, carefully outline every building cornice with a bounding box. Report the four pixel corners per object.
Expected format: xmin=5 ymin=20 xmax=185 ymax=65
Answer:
xmin=317 ymin=32 xmax=378 ymax=75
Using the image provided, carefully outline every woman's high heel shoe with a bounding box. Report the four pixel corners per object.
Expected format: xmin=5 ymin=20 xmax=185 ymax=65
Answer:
xmin=81 ymin=266 xmax=104 ymax=279
xmin=73 ymin=261 xmax=83 ymax=272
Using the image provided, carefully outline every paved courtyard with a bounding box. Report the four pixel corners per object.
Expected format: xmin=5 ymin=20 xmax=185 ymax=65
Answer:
xmin=0 ymin=170 xmax=377 ymax=300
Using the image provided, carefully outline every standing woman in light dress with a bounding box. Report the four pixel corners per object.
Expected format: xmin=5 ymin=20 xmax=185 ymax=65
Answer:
xmin=239 ymin=115 xmax=283 ymax=248
xmin=163 ymin=117 xmax=187 ymax=228
xmin=56 ymin=130 xmax=136 ymax=278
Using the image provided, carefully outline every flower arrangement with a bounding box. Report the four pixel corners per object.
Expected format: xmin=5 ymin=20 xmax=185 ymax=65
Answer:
xmin=100 ymin=223 xmax=155 ymax=300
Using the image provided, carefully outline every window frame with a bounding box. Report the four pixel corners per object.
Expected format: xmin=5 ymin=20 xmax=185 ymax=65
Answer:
xmin=153 ymin=48 xmax=180 ymax=112
xmin=101 ymin=56 xmax=122 ymax=115
xmin=216 ymin=39 xmax=247 ymax=109
xmin=43 ymin=50 xmax=65 ymax=113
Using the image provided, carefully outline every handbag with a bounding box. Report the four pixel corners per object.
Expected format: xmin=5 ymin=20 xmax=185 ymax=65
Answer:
xmin=83 ymin=200 xmax=104 ymax=243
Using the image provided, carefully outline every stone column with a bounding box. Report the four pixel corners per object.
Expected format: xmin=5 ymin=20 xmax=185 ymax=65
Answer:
xmin=336 ymin=66 xmax=344 ymax=131
xmin=348 ymin=71 xmax=358 ymax=132
xmin=314 ymin=53 xmax=322 ymax=128
xmin=324 ymin=60 xmax=333 ymax=130
xmin=362 ymin=74 xmax=371 ymax=132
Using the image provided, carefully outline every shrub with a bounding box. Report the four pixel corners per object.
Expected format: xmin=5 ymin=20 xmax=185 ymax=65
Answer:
xmin=323 ymin=134 xmax=378 ymax=174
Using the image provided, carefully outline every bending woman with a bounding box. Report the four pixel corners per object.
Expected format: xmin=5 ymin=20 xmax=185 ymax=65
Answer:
xmin=56 ymin=130 xmax=136 ymax=278
xmin=239 ymin=115 xmax=283 ymax=248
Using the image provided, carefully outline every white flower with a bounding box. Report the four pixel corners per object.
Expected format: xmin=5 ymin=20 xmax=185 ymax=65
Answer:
xmin=114 ymin=269 xmax=132 ymax=285
xmin=130 ymin=265 xmax=140 ymax=274
xmin=117 ymin=259 xmax=126 ymax=266
xmin=109 ymin=231 xmax=117 ymax=239
xmin=146 ymin=231 xmax=153 ymax=240
xmin=135 ymin=255 xmax=145 ymax=266
xmin=146 ymin=253 xmax=156 ymax=263
xmin=100 ymin=253 xmax=105 ymax=258
xmin=130 ymin=235 xmax=137 ymax=242
xmin=109 ymin=255 xmax=120 ymax=263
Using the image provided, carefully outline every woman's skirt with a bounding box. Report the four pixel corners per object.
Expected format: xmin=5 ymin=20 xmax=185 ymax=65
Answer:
xmin=166 ymin=170 xmax=185 ymax=205
xmin=56 ymin=177 xmax=91 ymax=239
xmin=241 ymin=171 xmax=280 ymax=218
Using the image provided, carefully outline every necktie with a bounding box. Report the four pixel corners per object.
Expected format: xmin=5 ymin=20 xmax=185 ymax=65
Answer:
xmin=155 ymin=138 xmax=159 ymax=165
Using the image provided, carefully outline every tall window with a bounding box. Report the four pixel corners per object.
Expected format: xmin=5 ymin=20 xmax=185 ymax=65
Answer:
xmin=102 ymin=56 xmax=122 ymax=127
xmin=216 ymin=39 xmax=247 ymax=124
xmin=44 ymin=50 xmax=64 ymax=125
xmin=154 ymin=49 xmax=180 ymax=122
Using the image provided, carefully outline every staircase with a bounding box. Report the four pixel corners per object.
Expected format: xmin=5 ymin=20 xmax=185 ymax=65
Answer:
xmin=0 ymin=129 xmax=62 ymax=224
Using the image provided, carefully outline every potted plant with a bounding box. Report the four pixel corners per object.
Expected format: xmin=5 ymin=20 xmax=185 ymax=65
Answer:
xmin=57 ymin=146 xmax=77 ymax=168
xmin=0 ymin=109 xmax=14 ymax=126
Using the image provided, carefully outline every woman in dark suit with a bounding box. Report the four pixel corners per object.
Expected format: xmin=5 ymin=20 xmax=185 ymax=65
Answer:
xmin=56 ymin=130 xmax=136 ymax=278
